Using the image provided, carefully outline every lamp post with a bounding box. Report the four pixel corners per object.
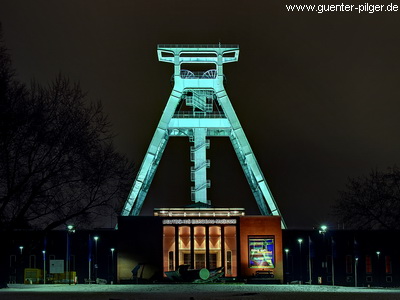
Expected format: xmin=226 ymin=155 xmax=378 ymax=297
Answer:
xmin=94 ymin=236 xmax=99 ymax=282
xmin=319 ymin=225 xmax=327 ymax=285
xmin=110 ymin=248 xmax=115 ymax=284
xmin=88 ymin=234 xmax=92 ymax=284
xmin=298 ymin=238 xmax=303 ymax=284
xmin=331 ymin=237 xmax=335 ymax=286
xmin=354 ymin=257 xmax=359 ymax=287
xmin=308 ymin=236 xmax=312 ymax=285
xmin=19 ymin=246 xmax=24 ymax=283
xmin=284 ymin=248 xmax=289 ymax=283
xmin=66 ymin=225 xmax=75 ymax=284
xmin=376 ymin=251 xmax=381 ymax=286
xmin=285 ymin=248 xmax=289 ymax=264
xmin=42 ymin=250 xmax=46 ymax=284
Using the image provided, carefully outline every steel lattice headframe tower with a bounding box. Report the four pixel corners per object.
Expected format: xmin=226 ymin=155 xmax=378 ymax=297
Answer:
xmin=121 ymin=44 xmax=286 ymax=228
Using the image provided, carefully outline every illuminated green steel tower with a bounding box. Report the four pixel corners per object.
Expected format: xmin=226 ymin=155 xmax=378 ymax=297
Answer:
xmin=121 ymin=44 xmax=285 ymax=228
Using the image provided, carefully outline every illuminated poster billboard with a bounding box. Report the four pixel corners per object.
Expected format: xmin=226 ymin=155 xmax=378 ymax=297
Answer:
xmin=248 ymin=236 xmax=275 ymax=268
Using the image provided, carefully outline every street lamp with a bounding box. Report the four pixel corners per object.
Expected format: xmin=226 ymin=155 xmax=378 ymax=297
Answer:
xmin=19 ymin=246 xmax=24 ymax=283
xmin=42 ymin=250 xmax=46 ymax=284
xmin=284 ymin=248 xmax=290 ymax=283
xmin=318 ymin=225 xmax=328 ymax=284
xmin=94 ymin=236 xmax=99 ymax=282
xmin=298 ymin=238 xmax=303 ymax=284
xmin=319 ymin=225 xmax=327 ymax=235
xmin=110 ymin=248 xmax=115 ymax=284
xmin=376 ymin=251 xmax=381 ymax=285
xmin=331 ymin=236 xmax=335 ymax=286
xmin=354 ymin=257 xmax=359 ymax=287
xmin=285 ymin=248 xmax=289 ymax=262
xmin=318 ymin=224 xmax=335 ymax=286
xmin=66 ymin=225 xmax=75 ymax=284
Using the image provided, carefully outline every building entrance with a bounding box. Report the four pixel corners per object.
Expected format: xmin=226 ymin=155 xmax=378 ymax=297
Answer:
xmin=163 ymin=224 xmax=237 ymax=277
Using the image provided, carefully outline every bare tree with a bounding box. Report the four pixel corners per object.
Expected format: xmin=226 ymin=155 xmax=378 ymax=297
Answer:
xmin=0 ymin=31 xmax=134 ymax=231
xmin=334 ymin=166 xmax=400 ymax=230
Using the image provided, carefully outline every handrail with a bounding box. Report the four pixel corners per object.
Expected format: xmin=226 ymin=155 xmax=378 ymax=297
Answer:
xmin=191 ymin=160 xmax=211 ymax=172
xmin=178 ymin=70 xmax=217 ymax=79
xmin=158 ymin=44 xmax=239 ymax=49
xmin=191 ymin=180 xmax=211 ymax=192
xmin=173 ymin=112 xmax=226 ymax=118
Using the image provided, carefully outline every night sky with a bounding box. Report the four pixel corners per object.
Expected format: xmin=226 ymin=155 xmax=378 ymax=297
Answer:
xmin=1 ymin=0 xmax=400 ymax=229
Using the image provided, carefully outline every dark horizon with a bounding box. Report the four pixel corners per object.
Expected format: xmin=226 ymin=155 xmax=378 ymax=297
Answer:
xmin=1 ymin=0 xmax=400 ymax=229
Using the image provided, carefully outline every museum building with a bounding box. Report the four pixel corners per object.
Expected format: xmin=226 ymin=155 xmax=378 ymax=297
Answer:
xmin=116 ymin=206 xmax=283 ymax=282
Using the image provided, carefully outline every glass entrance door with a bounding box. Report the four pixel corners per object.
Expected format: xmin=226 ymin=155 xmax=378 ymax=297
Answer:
xmin=195 ymin=253 xmax=206 ymax=269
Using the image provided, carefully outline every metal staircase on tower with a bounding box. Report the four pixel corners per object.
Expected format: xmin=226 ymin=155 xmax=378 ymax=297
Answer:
xmin=121 ymin=44 xmax=286 ymax=228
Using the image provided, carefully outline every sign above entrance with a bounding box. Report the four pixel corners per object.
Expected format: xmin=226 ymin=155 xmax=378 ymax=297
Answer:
xmin=162 ymin=219 xmax=237 ymax=225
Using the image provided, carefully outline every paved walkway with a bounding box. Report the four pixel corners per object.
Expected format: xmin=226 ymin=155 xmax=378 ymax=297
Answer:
xmin=1 ymin=284 xmax=400 ymax=300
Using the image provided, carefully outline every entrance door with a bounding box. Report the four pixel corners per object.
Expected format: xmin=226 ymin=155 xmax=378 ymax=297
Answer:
xmin=209 ymin=253 xmax=217 ymax=269
xmin=195 ymin=253 xmax=206 ymax=269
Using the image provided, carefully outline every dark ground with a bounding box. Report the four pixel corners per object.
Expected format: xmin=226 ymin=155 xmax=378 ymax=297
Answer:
xmin=1 ymin=284 xmax=400 ymax=300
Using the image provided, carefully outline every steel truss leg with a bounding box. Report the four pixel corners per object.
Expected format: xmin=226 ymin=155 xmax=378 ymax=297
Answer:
xmin=216 ymin=90 xmax=285 ymax=228
xmin=121 ymin=90 xmax=182 ymax=216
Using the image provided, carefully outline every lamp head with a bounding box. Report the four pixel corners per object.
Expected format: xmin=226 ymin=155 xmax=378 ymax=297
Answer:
xmin=67 ymin=225 xmax=75 ymax=232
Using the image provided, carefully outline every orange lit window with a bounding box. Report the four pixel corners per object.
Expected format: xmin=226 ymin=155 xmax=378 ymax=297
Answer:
xmin=163 ymin=226 xmax=176 ymax=274
xmin=385 ymin=256 xmax=392 ymax=274
xmin=365 ymin=255 xmax=372 ymax=273
xmin=224 ymin=226 xmax=237 ymax=277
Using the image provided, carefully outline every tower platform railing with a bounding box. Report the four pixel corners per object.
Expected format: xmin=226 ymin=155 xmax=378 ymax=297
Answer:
xmin=173 ymin=112 xmax=226 ymax=118
xmin=158 ymin=44 xmax=239 ymax=49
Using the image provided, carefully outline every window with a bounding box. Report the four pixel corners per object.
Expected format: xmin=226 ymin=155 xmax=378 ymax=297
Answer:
xmin=209 ymin=253 xmax=217 ymax=269
xmin=226 ymin=251 xmax=232 ymax=275
xmin=385 ymin=256 xmax=392 ymax=274
xmin=224 ymin=226 xmax=237 ymax=277
xmin=209 ymin=226 xmax=221 ymax=269
xmin=179 ymin=226 xmax=192 ymax=266
xmin=365 ymin=255 xmax=372 ymax=273
xmin=168 ymin=251 xmax=174 ymax=271
xmin=184 ymin=254 xmax=191 ymax=265
xmin=248 ymin=236 xmax=275 ymax=268
xmin=366 ymin=276 xmax=373 ymax=282
xmin=195 ymin=253 xmax=205 ymax=269
xmin=163 ymin=226 xmax=176 ymax=274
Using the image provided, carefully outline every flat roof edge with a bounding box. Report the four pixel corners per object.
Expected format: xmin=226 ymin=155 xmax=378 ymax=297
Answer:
xmin=158 ymin=44 xmax=239 ymax=49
